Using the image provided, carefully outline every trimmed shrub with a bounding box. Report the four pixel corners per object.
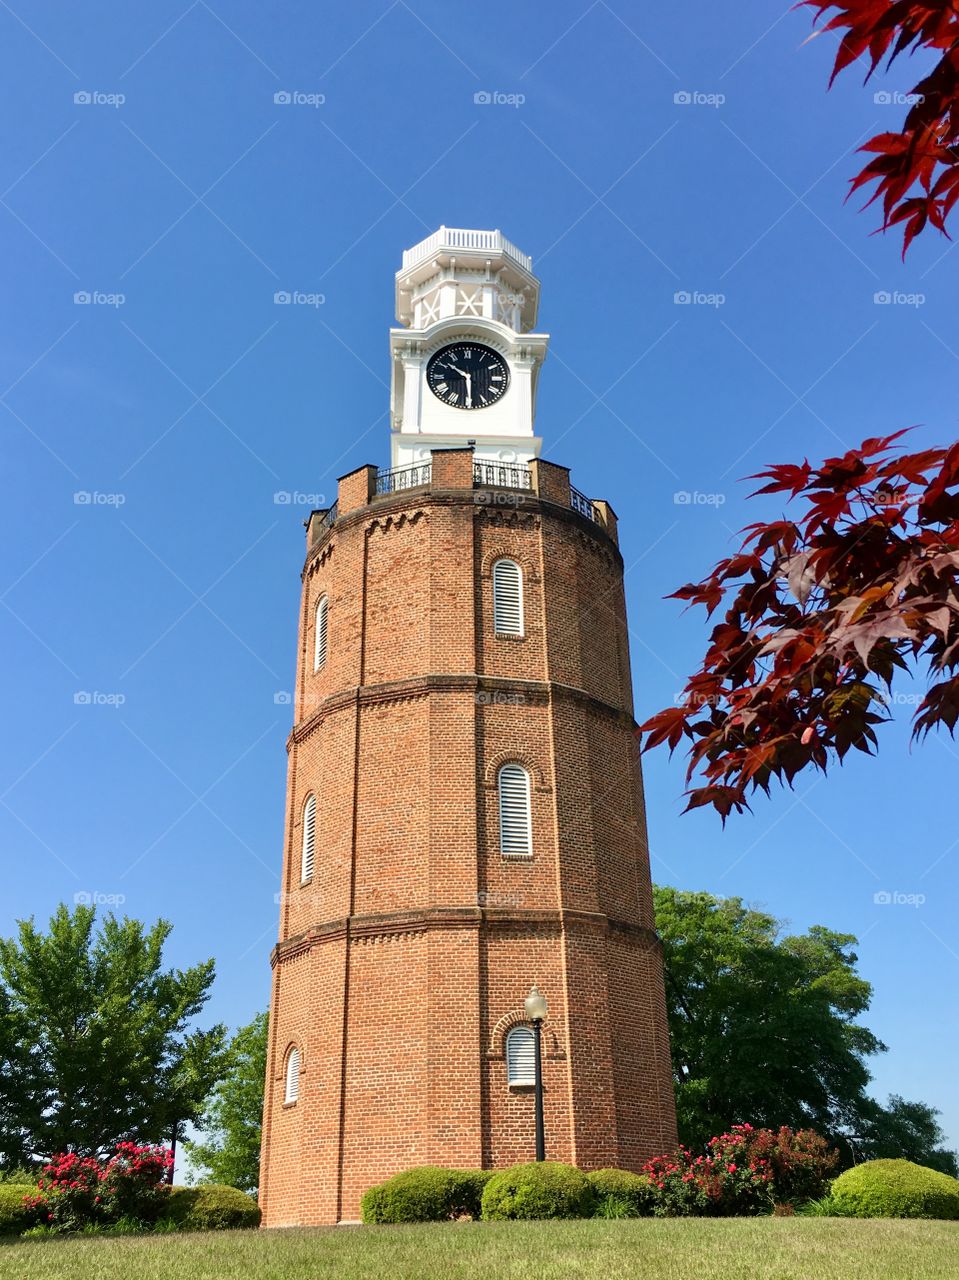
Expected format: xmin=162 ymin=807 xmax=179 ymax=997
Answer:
xmin=830 ymin=1159 xmax=959 ymax=1220
xmin=0 ymin=1184 xmax=39 ymax=1236
xmin=162 ymin=1184 xmax=261 ymax=1231
xmin=587 ymin=1169 xmax=656 ymax=1218
xmin=481 ymin=1162 xmax=595 ymax=1221
xmin=361 ymin=1167 xmax=493 ymax=1224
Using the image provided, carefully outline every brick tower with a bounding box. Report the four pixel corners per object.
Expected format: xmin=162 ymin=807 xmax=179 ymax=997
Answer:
xmin=259 ymin=229 xmax=677 ymax=1226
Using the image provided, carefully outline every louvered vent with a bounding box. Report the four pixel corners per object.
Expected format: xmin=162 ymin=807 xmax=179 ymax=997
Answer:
xmin=506 ymin=1026 xmax=535 ymax=1086
xmin=314 ymin=596 xmax=329 ymax=670
xmin=285 ymin=1047 xmax=301 ymax=1103
xmin=498 ymin=763 xmax=532 ymax=857
xmin=492 ymin=559 xmax=523 ymax=635
xmin=301 ymin=794 xmax=316 ymax=882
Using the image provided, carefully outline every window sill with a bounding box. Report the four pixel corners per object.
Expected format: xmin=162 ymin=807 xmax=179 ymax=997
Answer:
xmin=494 ymin=632 xmax=526 ymax=642
xmin=282 ymin=1100 xmax=298 ymax=1109
xmin=300 ymin=877 xmax=314 ymax=887
xmin=501 ymin=853 xmax=533 ymax=861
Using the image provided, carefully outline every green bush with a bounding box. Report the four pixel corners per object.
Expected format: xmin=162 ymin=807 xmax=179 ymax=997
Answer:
xmin=830 ymin=1159 xmax=959 ymax=1219
xmin=361 ymin=1167 xmax=494 ymax=1224
xmin=587 ymin=1169 xmax=656 ymax=1218
xmin=161 ymin=1184 xmax=261 ymax=1231
xmin=0 ymin=1184 xmax=39 ymax=1236
xmin=481 ymin=1162 xmax=595 ymax=1221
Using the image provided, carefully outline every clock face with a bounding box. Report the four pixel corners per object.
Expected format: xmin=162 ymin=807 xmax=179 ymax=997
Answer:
xmin=426 ymin=342 xmax=509 ymax=410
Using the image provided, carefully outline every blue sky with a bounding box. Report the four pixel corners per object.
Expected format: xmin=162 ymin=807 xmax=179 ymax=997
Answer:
xmin=3 ymin=1 xmax=956 ymax=1154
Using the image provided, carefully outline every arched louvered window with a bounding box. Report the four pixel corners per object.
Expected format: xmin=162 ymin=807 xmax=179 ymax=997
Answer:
xmin=506 ymin=1025 xmax=535 ymax=1086
xmin=285 ymin=1046 xmax=301 ymax=1103
xmin=301 ymin=793 xmax=316 ymax=883
xmin=314 ymin=595 xmax=329 ymax=671
xmin=498 ymin=763 xmax=532 ymax=857
xmin=492 ymin=559 xmax=523 ymax=636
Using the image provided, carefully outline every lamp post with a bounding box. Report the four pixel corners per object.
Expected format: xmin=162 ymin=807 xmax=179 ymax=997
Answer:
xmin=524 ymin=985 xmax=548 ymax=1162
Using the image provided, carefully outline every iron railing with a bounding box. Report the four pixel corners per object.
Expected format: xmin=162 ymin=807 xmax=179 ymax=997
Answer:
xmin=570 ymin=486 xmax=600 ymax=523
xmin=375 ymin=462 xmax=432 ymax=496
xmin=472 ymin=461 xmax=532 ymax=491
xmin=311 ymin=501 xmax=338 ymax=545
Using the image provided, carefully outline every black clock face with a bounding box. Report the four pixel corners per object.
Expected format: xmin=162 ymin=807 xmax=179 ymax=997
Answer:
xmin=426 ymin=342 xmax=509 ymax=410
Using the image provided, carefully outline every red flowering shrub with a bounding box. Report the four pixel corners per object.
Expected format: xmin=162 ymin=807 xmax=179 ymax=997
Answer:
xmin=643 ymin=1144 xmax=774 ymax=1217
xmin=641 ymin=1126 xmax=839 ymax=1216
xmin=23 ymin=1143 xmax=173 ymax=1233
xmin=98 ymin=1142 xmax=173 ymax=1225
xmin=709 ymin=1125 xmax=838 ymax=1207
xmin=23 ymin=1152 xmax=103 ymax=1232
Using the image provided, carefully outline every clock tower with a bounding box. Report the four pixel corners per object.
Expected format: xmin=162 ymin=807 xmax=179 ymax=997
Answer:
xmin=259 ymin=228 xmax=677 ymax=1227
xmin=389 ymin=227 xmax=548 ymax=469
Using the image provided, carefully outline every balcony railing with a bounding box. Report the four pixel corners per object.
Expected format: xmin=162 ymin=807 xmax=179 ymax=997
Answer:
xmin=472 ymin=461 xmax=532 ymax=491
xmin=315 ymin=500 xmax=338 ymax=536
xmin=401 ymin=227 xmax=531 ymax=273
xmin=570 ymin=486 xmax=601 ymax=523
xmin=375 ymin=462 xmax=432 ymax=496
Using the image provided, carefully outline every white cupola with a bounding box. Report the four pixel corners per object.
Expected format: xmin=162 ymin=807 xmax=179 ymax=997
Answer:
xmin=389 ymin=227 xmax=549 ymax=469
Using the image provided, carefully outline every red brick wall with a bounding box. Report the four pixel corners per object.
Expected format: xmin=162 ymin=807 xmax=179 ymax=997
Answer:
xmin=259 ymin=454 xmax=677 ymax=1225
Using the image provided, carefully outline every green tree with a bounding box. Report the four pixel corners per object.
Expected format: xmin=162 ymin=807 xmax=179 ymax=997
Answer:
xmin=0 ymin=904 xmax=227 ymax=1162
xmin=854 ymin=1095 xmax=958 ymax=1177
xmin=185 ymin=1011 xmax=267 ymax=1193
xmin=653 ymin=886 xmax=955 ymax=1173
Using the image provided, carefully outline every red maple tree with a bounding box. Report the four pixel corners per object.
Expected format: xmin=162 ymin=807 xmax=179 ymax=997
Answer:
xmin=804 ymin=0 xmax=959 ymax=254
xmin=640 ymin=433 xmax=959 ymax=818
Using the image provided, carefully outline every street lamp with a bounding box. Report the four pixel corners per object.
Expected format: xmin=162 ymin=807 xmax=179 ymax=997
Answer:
xmin=524 ymin=985 xmax=548 ymax=1161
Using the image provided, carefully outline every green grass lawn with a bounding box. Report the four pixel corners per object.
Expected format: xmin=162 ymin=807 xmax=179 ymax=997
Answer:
xmin=1 ymin=1217 xmax=957 ymax=1280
